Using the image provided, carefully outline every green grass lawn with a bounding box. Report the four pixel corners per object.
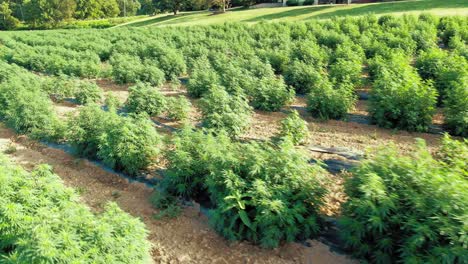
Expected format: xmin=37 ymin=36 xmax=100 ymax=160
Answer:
xmin=120 ymin=0 xmax=468 ymax=28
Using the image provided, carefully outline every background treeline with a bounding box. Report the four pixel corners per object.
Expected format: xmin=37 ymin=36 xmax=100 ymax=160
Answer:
xmin=0 ymin=0 xmax=267 ymax=30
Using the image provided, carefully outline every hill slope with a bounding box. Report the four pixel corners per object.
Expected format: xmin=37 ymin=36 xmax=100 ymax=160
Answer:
xmin=119 ymin=0 xmax=468 ymax=28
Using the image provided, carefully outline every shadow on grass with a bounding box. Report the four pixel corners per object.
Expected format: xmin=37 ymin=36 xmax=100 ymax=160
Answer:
xmin=245 ymin=6 xmax=333 ymax=22
xmin=125 ymin=13 xmax=200 ymax=27
xmin=312 ymin=0 xmax=468 ymax=19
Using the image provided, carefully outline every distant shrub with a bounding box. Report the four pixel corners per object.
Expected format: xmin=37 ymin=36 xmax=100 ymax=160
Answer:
xmin=199 ymin=85 xmax=252 ymax=137
xmin=444 ymin=79 xmax=468 ymax=137
xmin=287 ymin=0 xmax=299 ymax=6
xmin=110 ymin=54 xmax=141 ymax=84
xmin=250 ymin=76 xmax=295 ymax=112
xmin=0 ymin=156 xmax=151 ymax=263
xmin=284 ymin=60 xmax=324 ymax=94
xmin=412 ymin=22 xmax=438 ymax=51
xmin=105 ymin=92 xmax=123 ymax=112
xmin=166 ymin=96 xmax=192 ymax=121
xmin=340 ymin=137 xmax=468 ymax=263
xmin=126 ymin=83 xmax=166 ymax=116
xmin=74 ymin=81 xmax=103 ymax=105
xmin=307 ymin=80 xmax=356 ymax=120
xmin=142 ymin=61 xmax=167 ymax=86
xmin=278 ymin=110 xmax=309 ymax=145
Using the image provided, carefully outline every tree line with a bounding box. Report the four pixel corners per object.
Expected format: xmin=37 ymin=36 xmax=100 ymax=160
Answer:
xmin=0 ymin=0 xmax=262 ymax=30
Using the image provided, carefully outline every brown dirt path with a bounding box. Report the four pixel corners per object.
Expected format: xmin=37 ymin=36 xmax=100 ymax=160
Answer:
xmin=0 ymin=124 xmax=356 ymax=264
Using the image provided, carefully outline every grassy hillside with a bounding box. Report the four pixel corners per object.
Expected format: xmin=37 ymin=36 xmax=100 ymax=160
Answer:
xmin=119 ymin=0 xmax=468 ymax=28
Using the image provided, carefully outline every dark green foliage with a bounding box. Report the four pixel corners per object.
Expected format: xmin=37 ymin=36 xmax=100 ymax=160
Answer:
xmin=278 ymin=110 xmax=309 ymax=145
xmin=208 ymin=140 xmax=328 ymax=248
xmin=110 ymin=53 xmax=165 ymax=85
xmin=166 ymin=96 xmax=192 ymax=121
xmin=187 ymin=62 xmax=220 ymax=98
xmin=0 ymin=155 xmax=151 ymax=263
xmin=97 ymin=113 xmax=161 ymax=175
xmin=150 ymin=191 xmax=182 ymax=219
xmin=307 ymin=80 xmax=356 ymax=120
xmin=75 ymin=81 xmax=103 ymax=105
xmin=250 ymin=76 xmax=295 ymax=112
xmin=290 ymin=39 xmax=328 ymax=68
xmin=369 ymin=54 xmax=437 ymax=132
xmin=284 ymin=60 xmax=324 ymax=94
xmin=444 ymin=79 xmax=468 ymax=137
xmin=340 ymin=137 xmax=468 ymax=264
xmin=68 ymin=105 xmax=161 ymax=176
xmin=0 ymin=76 xmax=64 ymax=141
xmin=145 ymin=44 xmax=187 ymax=80
xmin=199 ymin=85 xmax=252 ymax=137
xmin=0 ymin=2 xmax=20 ymax=30
xmin=162 ymin=129 xmax=234 ymax=199
xmin=163 ymin=129 xmax=328 ymax=248
xmin=329 ymin=59 xmax=363 ymax=86
xmin=286 ymin=0 xmax=299 ymax=6
xmin=68 ymin=104 xmax=109 ymax=159
xmin=126 ymin=83 xmax=166 ymax=116
xmin=415 ymin=48 xmax=448 ymax=80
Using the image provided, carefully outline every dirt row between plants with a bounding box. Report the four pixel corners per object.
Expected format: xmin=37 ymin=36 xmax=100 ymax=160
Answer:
xmin=0 ymin=124 xmax=356 ymax=264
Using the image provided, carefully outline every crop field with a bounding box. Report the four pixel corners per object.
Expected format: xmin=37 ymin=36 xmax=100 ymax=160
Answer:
xmin=0 ymin=11 xmax=467 ymax=264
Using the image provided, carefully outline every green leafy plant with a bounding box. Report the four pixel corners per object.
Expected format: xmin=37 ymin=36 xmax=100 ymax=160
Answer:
xmin=187 ymin=62 xmax=220 ymax=98
xmin=278 ymin=110 xmax=309 ymax=145
xmin=340 ymin=137 xmax=468 ymax=263
xmin=163 ymin=129 xmax=328 ymax=248
xmin=97 ymin=113 xmax=161 ymax=176
xmin=199 ymin=85 xmax=252 ymax=137
xmin=126 ymin=83 xmax=166 ymax=116
xmin=0 ymin=76 xmax=64 ymax=141
xmin=166 ymin=96 xmax=192 ymax=121
xmin=250 ymin=76 xmax=295 ymax=112
xmin=444 ymin=79 xmax=468 ymax=137
xmin=74 ymin=81 xmax=103 ymax=105
xmin=68 ymin=105 xmax=161 ymax=176
xmin=0 ymin=155 xmax=151 ymax=263
xmin=307 ymin=80 xmax=356 ymax=120
xmin=369 ymin=55 xmax=437 ymax=132
xmin=150 ymin=191 xmax=182 ymax=219
xmin=284 ymin=60 xmax=324 ymax=94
